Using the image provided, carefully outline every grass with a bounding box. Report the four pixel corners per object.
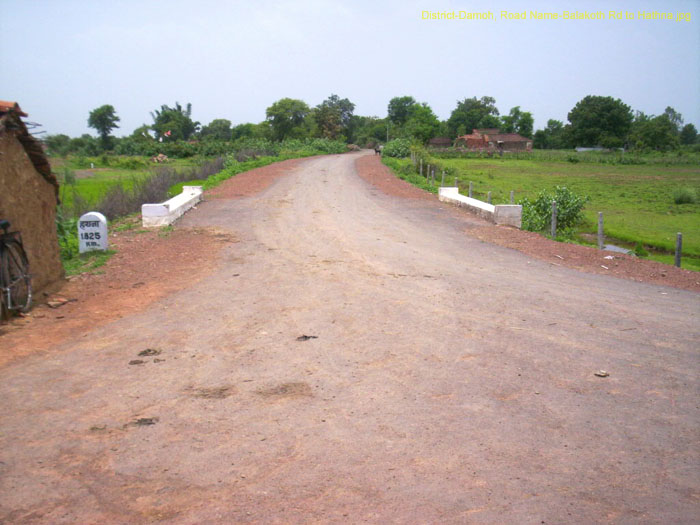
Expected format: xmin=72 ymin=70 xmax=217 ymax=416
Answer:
xmin=62 ymin=249 xmax=115 ymax=276
xmin=647 ymin=253 xmax=700 ymax=272
xmin=53 ymin=157 xmax=203 ymax=216
xmin=383 ymin=154 xmax=700 ymax=268
xmin=112 ymin=213 xmax=142 ymax=232
xmin=168 ymin=180 xmax=206 ymax=197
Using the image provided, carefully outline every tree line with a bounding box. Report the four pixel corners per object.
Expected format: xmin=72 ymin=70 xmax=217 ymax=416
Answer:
xmin=45 ymin=94 xmax=699 ymax=157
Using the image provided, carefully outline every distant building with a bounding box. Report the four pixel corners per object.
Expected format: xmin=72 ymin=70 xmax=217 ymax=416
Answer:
xmin=0 ymin=101 xmax=63 ymax=295
xmin=455 ymin=129 xmax=533 ymax=152
xmin=428 ymin=137 xmax=453 ymax=148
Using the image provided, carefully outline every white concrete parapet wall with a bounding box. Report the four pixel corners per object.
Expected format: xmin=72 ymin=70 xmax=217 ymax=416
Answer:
xmin=142 ymin=186 xmax=203 ymax=228
xmin=438 ymin=186 xmax=522 ymax=228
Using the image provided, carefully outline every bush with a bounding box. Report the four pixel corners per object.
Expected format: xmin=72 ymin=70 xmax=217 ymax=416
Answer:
xmin=56 ymin=211 xmax=79 ymax=259
xmin=382 ymin=138 xmax=412 ymax=158
xmin=673 ymin=187 xmax=697 ymax=204
xmin=95 ymin=157 xmax=225 ymax=220
xmin=634 ymin=242 xmax=649 ymax=257
xmin=519 ymin=186 xmax=590 ymax=234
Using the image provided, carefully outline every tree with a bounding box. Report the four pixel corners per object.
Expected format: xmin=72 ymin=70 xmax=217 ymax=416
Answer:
xmin=680 ymin=123 xmax=698 ymax=145
xmin=266 ymin=98 xmax=310 ymax=140
xmin=567 ymin=95 xmax=633 ymax=148
xmin=200 ymin=119 xmax=232 ymax=141
xmin=348 ymin=116 xmax=388 ymax=146
xmin=150 ymin=102 xmax=200 ymax=142
xmin=87 ymin=104 xmax=120 ymax=150
xmin=231 ymin=123 xmax=256 ymax=141
xmin=69 ymin=134 xmax=100 ymax=156
xmin=314 ymin=94 xmax=355 ymax=140
xmin=130 ymin=124 xmax=153 ymax=141
xmin=403 ymin=103 xmax=441 ymax=143
xmin=629 ymin=112 xmax=680 ymax=151
xmin=500 ymin=106 xmax=534 ymax=138
xmin=44 ymin=134 xmax=72 ymax=156
xmin=387 ymin=96 xmax=417 ymax=126
xmin=447 ymin=96 xmax=500 ymax=137
xmin=663 ymin=106 xmax=683 ymax=132
xmin=533 ymin=119 xmax=569 ymax=149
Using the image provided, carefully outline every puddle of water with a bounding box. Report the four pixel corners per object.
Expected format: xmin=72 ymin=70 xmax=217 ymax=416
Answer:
xmin=603 ymin=244 xmax=633 ymax=255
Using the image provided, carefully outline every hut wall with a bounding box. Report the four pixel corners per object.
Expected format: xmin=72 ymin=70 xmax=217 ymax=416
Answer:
xmin=0 ymin=131 xmax=64 ymax=293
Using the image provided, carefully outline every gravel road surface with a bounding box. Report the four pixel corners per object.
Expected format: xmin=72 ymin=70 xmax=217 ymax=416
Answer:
xmin=1 ymin=151 xmax=698 ymax=523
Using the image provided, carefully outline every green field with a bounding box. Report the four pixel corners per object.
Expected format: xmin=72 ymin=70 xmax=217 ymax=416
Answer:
xmin=52 ymin=156 xmax=201 ymax=213
xmin=385 ymin=155 xmax=700 ymax=269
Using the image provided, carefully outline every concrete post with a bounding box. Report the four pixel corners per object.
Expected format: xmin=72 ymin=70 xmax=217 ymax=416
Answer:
xmin=441 ymin=170 xmax=445 ymax=187
xmin=468 ymin=181 xmax=473 ymax=198
xmin=598 ymin=212 xmax=604 ymax=250
xmin=487 ymin=191 xmax=492 ymax=204
xmin=551 ymin=201 xmax=557 ymax=238
xmin=420 ymin=159 xmax=423 ymax=177
xmin=510 ymin=190 xmax=514 ymax=204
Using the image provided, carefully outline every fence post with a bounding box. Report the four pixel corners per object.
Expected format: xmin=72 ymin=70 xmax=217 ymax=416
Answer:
xmin=487 ymin=191 xmax=492 ymax=204
xmin=454 ymin=177 xmax=458 ymax=187
xmin=420 ymin=159 xmax=423 ymax=177
xmin=441 ymin=170 xmax=445 ymax=187
xmin=510 ymin=190 xmax=514 ymax=204
xmin=551 ymin=201 xmax=557 ymax=238
xmin=432 ymin=168 xmax=435 ymax=185
xmin=675 ymin=232 xmax=682 ymax=268
xmin=468 ymin=181 xmax=473 ymax=198
xmin=598 ymin=212 xmax=604 ymax=250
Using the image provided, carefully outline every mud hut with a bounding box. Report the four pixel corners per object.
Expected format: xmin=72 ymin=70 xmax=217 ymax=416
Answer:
xmin=0 ymin=101 xmax=63 ymax=294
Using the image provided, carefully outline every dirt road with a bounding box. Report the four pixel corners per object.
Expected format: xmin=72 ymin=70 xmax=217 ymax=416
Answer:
xmin=1 ymin=152 xmax=698 ymax=523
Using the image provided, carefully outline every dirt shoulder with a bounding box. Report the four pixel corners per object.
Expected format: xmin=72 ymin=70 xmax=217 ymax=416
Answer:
xmin=355 ymin=154 xmax=700 ymax=293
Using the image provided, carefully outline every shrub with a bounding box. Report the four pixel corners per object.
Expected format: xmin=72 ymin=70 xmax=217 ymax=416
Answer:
xmin=634 ymin=242 xmax=649 ymax=257
xmin=56 ymin=211 xmax=79 ymax=259
xmin=95 ymin=157 xmax=224 ymax=220
xmin=382 ymin=138 xmax=412 ymax=158
xmin=673 ymin=187 xmax=697 ymax=204
xmin=519 ymin=186 xmax=590 ymax=234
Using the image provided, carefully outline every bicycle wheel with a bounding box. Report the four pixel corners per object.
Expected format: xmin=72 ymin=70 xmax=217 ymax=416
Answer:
xmin=0 ymin=248 xmax=8 ymax=321
xmin=4 ymin=240 xmax=32 ymax=313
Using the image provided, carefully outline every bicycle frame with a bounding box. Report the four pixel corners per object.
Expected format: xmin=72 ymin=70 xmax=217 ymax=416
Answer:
xmin=0 ymin=229 xmax=32 ymax=314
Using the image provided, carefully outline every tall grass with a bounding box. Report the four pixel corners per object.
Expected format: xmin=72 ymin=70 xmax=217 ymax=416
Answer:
xmin=95 ymin=158 xmax=224 ymax=219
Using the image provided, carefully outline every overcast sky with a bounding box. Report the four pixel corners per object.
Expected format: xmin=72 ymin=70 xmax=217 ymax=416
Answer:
xmin=1 ymin=0 xmax=698 ymax=137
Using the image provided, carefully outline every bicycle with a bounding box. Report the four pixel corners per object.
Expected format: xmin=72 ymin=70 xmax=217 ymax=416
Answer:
xmin=0 ymin=219 xmax=32 ymax=320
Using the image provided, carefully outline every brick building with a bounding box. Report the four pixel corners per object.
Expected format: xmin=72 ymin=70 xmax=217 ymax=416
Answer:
xmin=455 ymin=128 xmax=533 ymax=152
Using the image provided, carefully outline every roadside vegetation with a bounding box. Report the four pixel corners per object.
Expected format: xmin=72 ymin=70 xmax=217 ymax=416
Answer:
xmin=53 ymin=138 xmax=345 ymax=273
xmin=45 ymin=93 xmax=699 ymax=273
xmin=381 ymin=144 xmax=700 ymax=271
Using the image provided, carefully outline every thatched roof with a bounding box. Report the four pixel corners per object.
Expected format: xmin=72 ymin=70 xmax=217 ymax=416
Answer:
xmin=0 ymin=101 xmax=59 ymax=198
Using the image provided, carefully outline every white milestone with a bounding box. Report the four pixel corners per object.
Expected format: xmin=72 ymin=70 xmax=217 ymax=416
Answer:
xmin=78 ymin=211 xmax=109 ymax=253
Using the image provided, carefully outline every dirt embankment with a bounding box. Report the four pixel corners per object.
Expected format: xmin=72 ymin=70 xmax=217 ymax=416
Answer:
xmin=355 ymin=154 xmax=700 ymax=293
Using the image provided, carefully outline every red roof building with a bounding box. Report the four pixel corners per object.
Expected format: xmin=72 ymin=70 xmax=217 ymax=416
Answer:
xmin=455 ymin=129 xmax=533 ymax=152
